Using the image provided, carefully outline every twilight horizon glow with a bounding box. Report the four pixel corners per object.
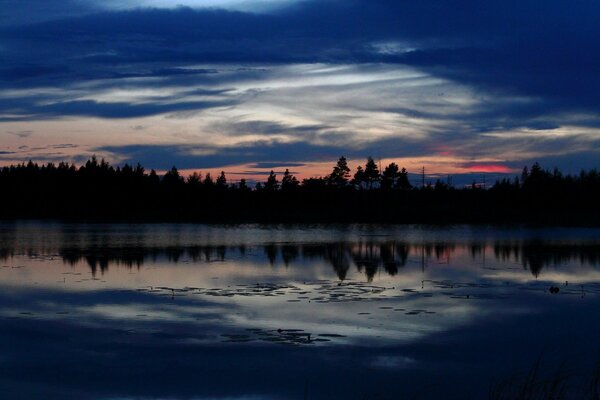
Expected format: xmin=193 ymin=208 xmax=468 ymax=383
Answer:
xmin=1 ymin=0 xmax=599 ymax=183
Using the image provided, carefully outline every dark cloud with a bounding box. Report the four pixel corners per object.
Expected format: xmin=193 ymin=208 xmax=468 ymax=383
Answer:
xmin=0 ymin=0 xmax=100 ymax=26
xmin=250 ymin=162 xmax=307 ymax=169
xmin=0 ymin=98 xmax=236 ymax=121
xmin=217 ymin=120 xmax=331 ymax=137
xmin=96 ymin=138 xmax=430 ymax=170
xmin=1 ymin=0 xmax=598 ymax=115
xmin=506 ymin=150 xmax=600 ymax=173
xmin=94 ymin=129 xmax=600 ymax=184
xmin=1 ymin=0 xmax=600 ymax=170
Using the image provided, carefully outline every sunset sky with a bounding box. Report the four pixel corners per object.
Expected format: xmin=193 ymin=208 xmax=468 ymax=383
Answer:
xmin=1 ymin=0 xmax=599 ymax=183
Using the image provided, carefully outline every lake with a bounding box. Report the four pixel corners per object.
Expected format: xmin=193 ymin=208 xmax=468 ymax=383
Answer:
xmin=1 ymin=222 xmax=600 ymax=399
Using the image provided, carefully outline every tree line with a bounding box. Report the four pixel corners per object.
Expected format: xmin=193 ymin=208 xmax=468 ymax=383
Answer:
xmin=0 ymin=156 xmax=598 ymax=224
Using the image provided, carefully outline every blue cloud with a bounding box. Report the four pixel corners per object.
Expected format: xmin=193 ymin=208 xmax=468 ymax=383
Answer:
xmin=1 ymin=0 xmax=600 ymax=171
xmin=96 ymin=139 xmax=431 ymax=170
xmin=0 ymin=96 xmax=236 ymax=121
xmin=1 ymin=1 xmax=599 ymax=112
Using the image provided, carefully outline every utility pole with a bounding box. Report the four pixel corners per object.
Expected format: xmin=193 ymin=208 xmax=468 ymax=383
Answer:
xmin=422 ymin=166 xmax=425 ymax=188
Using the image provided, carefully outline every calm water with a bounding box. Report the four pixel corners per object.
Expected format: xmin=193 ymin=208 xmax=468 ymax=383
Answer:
xmin=1 ymin=222 xmax=600 ymax=399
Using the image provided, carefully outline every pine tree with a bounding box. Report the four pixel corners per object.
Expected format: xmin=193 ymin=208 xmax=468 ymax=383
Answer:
xmin=264 ymin=170 xmax=279 ymax=191
xmin=216 ymin=171 xmax=227 ymax=188
xmin=381 ymin=162 xmax=400 ymax=190
xmin=353 ymin=166 xmax=366 ymax=188
xmin=364 ymin=157 xmax=380 ymax=189
xmin=203 ymin=173 xmax=214 ymax=187
xmin=163 ymin=166 xmax=184 ymax=186
xmin=327 ymin=156 xmax=351 ymax=187
xmin=281 ymin=169 xmax=299 ymax=191
xmin=398 ymin=167 xmax=411 ymax=190
xmin=187 ymin=171 xmax=201 ymax=186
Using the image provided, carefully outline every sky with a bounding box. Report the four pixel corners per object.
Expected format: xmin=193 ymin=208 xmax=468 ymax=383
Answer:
xmin=1 ymin=0 xmax=599 ymax=183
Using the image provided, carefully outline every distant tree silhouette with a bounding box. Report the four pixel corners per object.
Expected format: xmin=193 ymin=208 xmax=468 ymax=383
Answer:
xmin=163 ymin=166 xmax=184 ymax=186
xmin=364 ymin=157 xmax=380 ymax=189
xmin=216 ymin=171 xmax=227 ymax=188
xmin=327 ymin=156 xmax=351 ymax=187
xmin=281 ymin=169 xmax=299 ymax=191
xmin=398 ymin=167 xmax=411 ymax=189
xmin=0 ymin=157 xmax=598 ymax=224
xmin=203 ymin=173 xmax=214 ymax=187
xmin=302 ymin=177 xmax=327 ymax=190
xmin=521 ymin=166 xmax=529 ymax=183
xmin=381 ymin=162 xmax=400 ymax=190
xmin=353 ymin=165 xmax=366 ymax=188
xmin=264 ymin=170 xmax=279 ymax=191
xmin=187 ymin=172 xmax=201 ymax=186
xmin=149 ymin=169 xmax=160 ymax=185
xmin=434 ymin=179 xmax=450 ymax=191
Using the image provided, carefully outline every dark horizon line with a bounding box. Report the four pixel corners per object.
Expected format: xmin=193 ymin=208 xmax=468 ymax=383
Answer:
xmin=2 ymin=155 xmax=595 ymax=189
xmin=1 ymin=156 xmax=599 ymax=225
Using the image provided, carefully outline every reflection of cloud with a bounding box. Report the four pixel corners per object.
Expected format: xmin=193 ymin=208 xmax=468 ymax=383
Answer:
xmin=3 ymin=224 xmax=600 ymax=398
xmin=370 ymin=355 xmax=415 ymax=369
xmin=2 ymin=279 xmax=599 ymax=399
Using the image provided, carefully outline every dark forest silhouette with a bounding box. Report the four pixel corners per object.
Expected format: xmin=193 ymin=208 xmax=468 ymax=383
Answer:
xmin=0 ymin=156 xmax=599 ymax=224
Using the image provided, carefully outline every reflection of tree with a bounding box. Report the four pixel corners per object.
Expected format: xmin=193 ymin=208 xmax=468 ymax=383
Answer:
xmin=61 ymin=247 xmax=146 ymax=276
xmin=326 ymin=244 xmax=351 ymax=281
xmin=470 ymin=243 xmax=484 ymax=258
xmin=353 ymin=242 xmax=377 ymax=282
xmin=281 ymin=245 xmax=299 ymax=266
xmin=380 ymin=243 xmax=409 ymax=275
xmin=492 ymin=241 xmax=600 ymax=277
xmin=352 ymin=242 xmax=411 ymax=282
xmin=265 ymin=244 xmax=277 ymax=265
xmin=2 ymin=240 xmax=600 ymax=279
xmin=434 ymin=243 xmax=454 ymax=262
xmin=302 ymin=243 xmax=352 ymax=280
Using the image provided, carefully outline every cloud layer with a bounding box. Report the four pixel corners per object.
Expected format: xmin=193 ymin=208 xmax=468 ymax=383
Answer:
xmin=1 ymin=0 xmax=599 ymax=177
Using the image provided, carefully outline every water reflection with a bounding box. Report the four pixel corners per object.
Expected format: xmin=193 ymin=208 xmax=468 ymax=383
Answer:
xmin=1 ymin=223 xmax=600 ymax=399
xmin=2 ymin=240 xmax=599 ymax=279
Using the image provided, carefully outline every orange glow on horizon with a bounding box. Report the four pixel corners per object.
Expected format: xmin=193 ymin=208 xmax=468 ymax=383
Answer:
xmin=461 ymin=164 xmax=514 ymax=173
xmin=177 ymin=158 xmax=517 ymax=183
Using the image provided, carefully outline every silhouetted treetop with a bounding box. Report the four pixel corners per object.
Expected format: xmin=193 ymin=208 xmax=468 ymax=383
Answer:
xmin=0 ymin=157 xmax=598 ymax=224
xmin=327 ymin=156 xmax=351 ymax=187
xmin=203 ymin=173 xmax=214 ymax=187
xmin=281 ymin=169 xmax=299 ymax=191
xmin=163 ymin=166 xmax=184 ymax=186
xmin=216 ymin=171 xmax=227 ymax=188
xmin=264 ymin=170 xmax=279 ymax=191
xmin=364 ymin=157 xmax=381 ymax=189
